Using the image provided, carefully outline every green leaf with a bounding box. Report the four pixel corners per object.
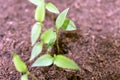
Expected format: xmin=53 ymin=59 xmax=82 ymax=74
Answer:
xmin=62 ymin=19 xmax=76 ymax=31
xmin=54 ymin=55 xmax=79 ymax=70
xmin=47 ymin=32 xmax=56 ymax=50
xmin=46 ymin=2 xmax=59 ymax=14
xmin=21 ymin=74 xmax=28 ymax=80
xmin=32 ymin=54 xmax=54 ymax=67
xmin=31 ymin=22 xmax=42 ymax=46
xmin=30 ymin=42 xmax=43 ymax=61
xmin=29 ymin=0 xmax=44 ymax=6
xmin=40 ymin=28 xmax=54 ymax=44
xmin=56 ymin=8 xmax=69 ymax=29
xmin=35 ymin=4 xmax=45 ymax=22
xmin=12 ymin=53 xmax=27 ymax=73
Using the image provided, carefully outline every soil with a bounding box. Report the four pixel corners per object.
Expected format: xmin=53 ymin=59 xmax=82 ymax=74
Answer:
xmin=0 ymin=0 xmax=120 ymax=80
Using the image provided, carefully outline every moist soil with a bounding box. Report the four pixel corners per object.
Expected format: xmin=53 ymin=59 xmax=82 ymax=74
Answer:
xmin=0 ymin=0 xmax=120 ymax=80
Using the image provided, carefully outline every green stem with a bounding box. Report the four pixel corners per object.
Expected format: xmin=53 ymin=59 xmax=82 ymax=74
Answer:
xmin=27 ymin=71 xmax=39 ymax=80
xmin=56 ymin=29 xmax=60 ymax=53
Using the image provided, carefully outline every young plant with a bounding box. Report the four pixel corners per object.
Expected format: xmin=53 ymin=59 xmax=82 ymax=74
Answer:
xmin=12 ymin=0 xmax=79 ymax=80
xmin=12 ymin=53 xmax=38 ymax=80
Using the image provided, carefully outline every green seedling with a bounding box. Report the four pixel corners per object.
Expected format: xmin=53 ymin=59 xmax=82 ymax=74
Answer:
xmin=12 ymin=53 xmax=38 ymax=80
xmin=12 ymin=0 xmax=79 ymax=80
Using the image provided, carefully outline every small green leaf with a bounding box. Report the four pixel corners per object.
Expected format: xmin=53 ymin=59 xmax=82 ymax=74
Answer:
xmin=47 ymin=32 xmax=56 ymax=50
xmin=40 ymin=28 xmax=54 ymax=44
xmin=56 ymin=8 xmax=69 ymax=29
xmin=32 ymin=54 xmax=54 ymax=67
xmin=29 ymin=0 xmax=44 ymax=6
xmin=31 ymin=22 xmax=42 ymax=46
xmin=35 ymin=4 xmax=45 ymax=22
xmin=54 ymin=55 xmax=79 ymax=70
xmin=62 ymin=19 xmax=76 ymax=31
xmin=21 ymin=74 xmax=28 ymax=80
xmin=30 ymin=42 xmax=43 ymax=61
xmin=12 ymin=53 xmax=27 ymax=73
xmin=46 ymin=2 xmax=59 ymax=14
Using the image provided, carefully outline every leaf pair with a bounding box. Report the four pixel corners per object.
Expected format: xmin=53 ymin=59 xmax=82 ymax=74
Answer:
xmin=32 ymin=54 xmax=79 ymax=70
xmin=29 ymin=0 xmax=59 ymax=14
xmin=56 ymin=8 xmax=76 ymax=31
xmin=56 ymin=8 xmax=69 ymax=29
xmin=30 ymin=29 xmax=56 ymax=61
xmin=35 ymin=3 xmax=60 ymax=22
xmin=41 ymin=28 xmax=56 ymax=44
xmin=30 ymin=0 xmax=59 ymax=22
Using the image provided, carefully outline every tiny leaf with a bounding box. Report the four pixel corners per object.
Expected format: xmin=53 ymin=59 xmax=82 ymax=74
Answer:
xmin=46 ymin=2 xmax=59 ymax=14
xmin=29 ymin=0 xmax=44 ymax=6
xmin=62 ymin=19 xmax=76 ymax=31
xmin=35 ymin=4 xmax=45 ymax=22
xmin=32 ymin=54 xmax=54 ymax=67
xmin=56 ymin=8 xmax=69 ymax=29
xmin=54 ymin=55 xmax=79 ymax=70
xmin=21 ymin=74 xmax=28 ymax=80
xmin=12 ymin=53 xmax=27 ymax=73
xmin=47 ymin=32 xmax=56 ymax=50
xmin=30 ymin=42 xmax=43 ymax=61
xmin=31 ymin=22 xmax=42 ymax=46
xmin=40 ymin=28 xmax=54 ymax=44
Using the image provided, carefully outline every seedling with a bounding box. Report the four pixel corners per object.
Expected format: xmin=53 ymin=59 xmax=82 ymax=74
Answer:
xmin=12 ymin=53 xmax=38 ymax=80
xmin=12 ymin=0 xmax=79 ymax=80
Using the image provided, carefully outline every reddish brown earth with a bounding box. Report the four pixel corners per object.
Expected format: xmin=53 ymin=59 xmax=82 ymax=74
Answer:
xmin=0 ymin=0 xmax=120 ymax=80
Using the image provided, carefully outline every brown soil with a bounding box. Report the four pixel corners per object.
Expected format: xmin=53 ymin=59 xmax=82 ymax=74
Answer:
xmin=0 ymin=0 xmax=120 ymax=80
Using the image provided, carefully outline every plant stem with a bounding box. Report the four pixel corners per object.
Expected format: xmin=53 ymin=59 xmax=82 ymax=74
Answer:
xmin=27 ymin=71 xmax=39 ymax=80
xmin=56 ymin=29 xmax=60 ymax=53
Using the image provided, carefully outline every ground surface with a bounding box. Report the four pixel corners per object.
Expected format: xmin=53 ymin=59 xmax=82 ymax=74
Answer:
xmin=0 ymin=0 xmax=120 ymax=80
